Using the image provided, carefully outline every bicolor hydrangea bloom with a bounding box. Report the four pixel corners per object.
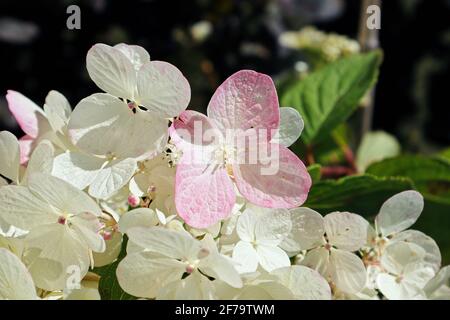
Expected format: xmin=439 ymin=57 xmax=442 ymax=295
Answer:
xmin=170 ymin=70 xmax=311 ymax=228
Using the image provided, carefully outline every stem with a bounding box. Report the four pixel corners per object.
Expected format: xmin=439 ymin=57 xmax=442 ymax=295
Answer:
xmin=343 ymin=145 xmax=358 ymax=174
xmin=321 ymin=166 xmax=354 ymax=179
xmin=306 ymin=145 xmax=315 ymax=165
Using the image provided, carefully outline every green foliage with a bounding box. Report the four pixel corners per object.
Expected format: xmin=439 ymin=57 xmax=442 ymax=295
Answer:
xmin=304 ymin=174 xmax=414 ymax=217
xmin=307 ymin=164 xmax=322 ymax=183
xmin=93 ymin=235 xmax=137 ymax=300
xmin=366 ymin=155 xmax=450 ymax=205
xmin=281 ymin=51 xmax=382 ymax=145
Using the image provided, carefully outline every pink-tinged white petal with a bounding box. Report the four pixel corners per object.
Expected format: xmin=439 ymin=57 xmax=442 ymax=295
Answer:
xmin=233 ymin=143 xmax=311 ymax=208
xmin=114 ymin=43 xmax=150 ymax=71
xmin=175 ymin=154 xmax=236 ymax=228
xmin=207 ymin=70 xmax=280 ymax=139
xmin=6 ymin=90 xmax=48 ymax=138
xmin=137 ymin=61 xmax=191 ymax=118
xmin=170 ymin=110 xmax=222 ymax=156
xmin=18 ymin=135 xmax=34 ymax=164
xmin=86 ymin=43 xmax=137 ymax=100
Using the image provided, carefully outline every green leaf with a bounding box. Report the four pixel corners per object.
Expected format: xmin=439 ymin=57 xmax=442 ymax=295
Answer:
xmin=93 ymin=235 xmax=137 ymax=300
xmin=307 ymin=164 xmax=322 ymax=184
xmin=366 ymin=155 xmax=450 ymax=205
xmin=303 ymin=174 xmax=414 ymax=216
xmin=281 ymin=50 xmax=382 ymax=145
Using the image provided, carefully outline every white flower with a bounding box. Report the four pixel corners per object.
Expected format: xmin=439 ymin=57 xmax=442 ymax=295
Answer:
xmin=0 ymin=248 xmax=38 ymax=300
xmin=366 ymin=191 xmax=441 ymax=273
xmin=298 ymin=209 xmax=369 ymax=294
xmin=52 ymin=43 xmax=190 ymax=200
xmin=0 ymin=173 xmax=105 ymax=290
xmin=376 ymin=241 xmax=435 ymax=300
xmin=423 ymin=266 xmax=450 ymax=300
xmin=129 ymin=153 xmax=176 ymax=215
xmin=117 ymin=227 xmax=242 ymax=299
xmin=232 ymin=206 xmax=292 ymax=273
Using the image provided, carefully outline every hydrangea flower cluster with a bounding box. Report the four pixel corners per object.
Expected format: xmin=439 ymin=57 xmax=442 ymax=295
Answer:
xmin=0 ymin=44 xmax=448 ymax=300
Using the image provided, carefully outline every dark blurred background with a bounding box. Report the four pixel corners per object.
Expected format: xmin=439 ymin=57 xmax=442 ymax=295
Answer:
xmin=0 ymin=0 xmax=449 ymax=152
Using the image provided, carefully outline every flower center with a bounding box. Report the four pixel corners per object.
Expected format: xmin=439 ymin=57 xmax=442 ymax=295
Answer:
xmin=213 ymin=144 xmax=236 ymax=166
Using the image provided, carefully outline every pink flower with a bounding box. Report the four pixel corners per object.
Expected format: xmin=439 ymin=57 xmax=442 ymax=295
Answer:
xmin=170 ymin=70 xmax=311 ymax=228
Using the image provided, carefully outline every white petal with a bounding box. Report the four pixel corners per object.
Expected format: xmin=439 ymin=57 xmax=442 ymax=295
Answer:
xmin=392 ymin=230 xmax=441 ymax=273
xmin=117 ymin=251 xmax=185 ymax=298
xmin=256 ymin=244 xmax=291 ymax=272
xmin=68 ymin=93 xmax=168 ymax=159
xmin=0 ymin=248 xmax=37 ymax=300
xmin=232 ymin=241 xmax=259 ymax=274
xmin=0 ymin=184 xmax=56 ymax=230
xmin=28 ymin=173 xmax=102 ymax=216
xmin=0 ymin=131 xmax=20 ymax=183
xmin=376 ymin=190 xmax=424 ymax=236
xmin=114 ymin=43 xmax=150 ymax=71
xmin=381 ymin=241 xmax=426 ymax=275
xmin=0 ymin=176 xmax=7 ymax=187
xmin=329 ymin=248 xmax=367 ymax=294
xmin=126 ymin=227 xmax=199 ymax=260
xmin=301 ymin=247 xmax=330 ymax=276
xmin=93 ymin=231 xmax=122 ymax=267
xmin=423 ymin=266 xmax=450 ymax=299
xmin=376 ymin=267 xmax=431 ymax=300
xmin=21 ymin=140 xmax=54 ymax=185
xmin=70 ymin=212 xmax=105 ymax=253
xmin=137 ymin=61 xmax=191 ymax=118
xmin=255 ymin=208 xmax=292 ymax=246
xmin=52 ymin=151 xmax=104 ymax=190
xmin=201 ymin=253 xmax=242 ymax=288
xmin=64 ymin=280 xmax=100 ymax=300
xmin=87 ymin=43 xmax=136 ymax=99
xmin=376 ymin=273 xmax=405 ymax=300
xmin=236 ymin=207 xmax=258 ymax=242
xmin=88 ymin=158 xmax=137 ymax=200
xmin=272 ymin=107 xmax=304 ymax=147
xmin=324 ymin=211 xmax=369 ymax=251
xmin=24 ymin=223 xmax=90 ymax=291
xmin=44 ymin=90 xmax=71 ymax=133
xmin=356 ymin=131 xmax=400 ymax=172
xmin=271 ymin=265 xmax=331 ymax=300
xmin=281 ymin=207 xmax=324 ymax=252
xmin=118 ymin=208 xmax=159 ymax=233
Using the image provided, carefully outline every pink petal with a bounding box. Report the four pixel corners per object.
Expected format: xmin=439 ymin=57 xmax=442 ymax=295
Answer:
xmin=6 ymin=90 xmax=47 ymax=138
xmin=207 ymin=70 xmax=280 ymax=140
xmin=18 ymin=135 xmax=34 ymax=164
xmin=170 ymin=110 xmax=222 ymax=151
xmin=175 ymin=153 xmax=236 ymax=229
xmin=233 ymin=143 xmax=311 ymax=208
